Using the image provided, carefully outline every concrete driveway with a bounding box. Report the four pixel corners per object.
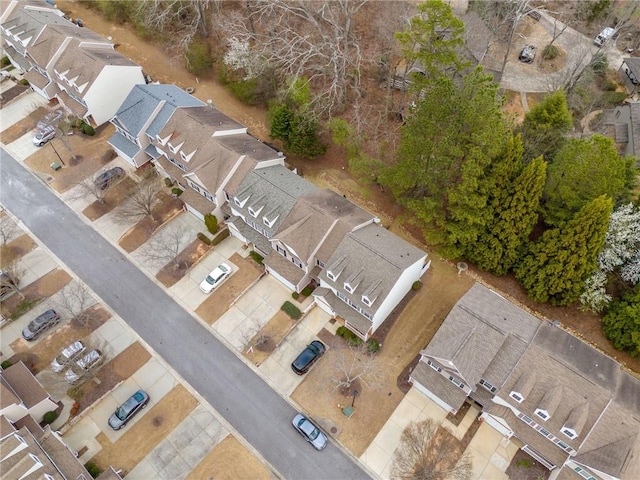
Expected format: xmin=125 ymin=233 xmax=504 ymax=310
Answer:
xmin=0 ymin=90 xmax=47 ymax=133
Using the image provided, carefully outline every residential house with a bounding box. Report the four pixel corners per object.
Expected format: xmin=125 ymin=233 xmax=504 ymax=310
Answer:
xmin=1 ymin=3 xmax=144 ymax=126
xmin=151 ymin=105 xmax=285 ymax=220
xmin=619 ymin=58 xmax=640 ymax=97
xmin=410 ymin=283 xmax=640 ymax=479
xmin=602 ymin=101 xmax=640 ymax=165
xmin=109 ymin=84 xmax=205 ymax=168
xmin=1 ymin=362 xmax=58 ymax=425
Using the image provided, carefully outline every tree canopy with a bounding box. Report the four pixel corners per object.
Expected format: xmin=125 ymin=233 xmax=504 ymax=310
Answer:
xmin=602 ymin=286 xmax=640 ymax=357
xmin=516 ymin=195 xmax=613 ymax=305
xmin=380 ymin=67 xmax=509 ymax=256
xmin=543 ymin=134 xmax=632 ymax=226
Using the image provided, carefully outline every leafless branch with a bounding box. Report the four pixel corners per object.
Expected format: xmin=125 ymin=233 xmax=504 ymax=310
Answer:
xmin=139 ymin=225 xmax=190 ymax=269
xmin=329 ymin=345 xmax=383 ymax=391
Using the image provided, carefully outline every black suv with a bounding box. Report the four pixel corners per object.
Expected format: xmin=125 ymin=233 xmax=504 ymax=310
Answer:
xmin=291 ymin=340 xmax=326 ymax=375
xmin=22 ymin=309 xmax=61 ymax=341
xmin=94 ymin=167 xmax=125 ymax=190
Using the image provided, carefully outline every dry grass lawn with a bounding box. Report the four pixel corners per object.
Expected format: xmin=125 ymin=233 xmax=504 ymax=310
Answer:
xmin=0 ymin=106 xmax=49 ymax=144
xmin=24 ymin=123 xmax=116 ymax=193
xmin=292 ymin=257 xmax=474 ymax=456
xmin=186 ymin=435 xmax=272 ymax=480
xmin=82 ymin=177 xmax=138 ymax=221
xmin=244 ymin=310 xmax=297 ymax=366
xmin=90 ymin=384 xmax=198 ymax=473
xmin=0 ymin=233 xmax=37 ymax=267
xmin=196 ymin=254 xmax=264 ymax=324
xmin=156 ymin=239 xmax=212 ymax=288
xmin=2 ymin=268 xmax=72 ymax=319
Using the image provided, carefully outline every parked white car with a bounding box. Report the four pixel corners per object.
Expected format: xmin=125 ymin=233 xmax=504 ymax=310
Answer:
xmin=64 ymin=349 xmax=104 ymax=384
xmin=32 ymin=125 xmax=56 ymax=146
xmin=51 ymin=340 xmax=86 ymax=373
xmin=199 ymin=263 xmax=231 ymax=294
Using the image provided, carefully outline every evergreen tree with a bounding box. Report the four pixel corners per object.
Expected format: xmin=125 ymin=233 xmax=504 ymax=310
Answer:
xmin=515 ymin=195 xmax=613 ymax=305
xmin=269 ymin=103 xmax=293 ymax=142
xmin=517 ymin=90 xmax=572 ymax=163
xmin=602 ymin=286 xmax=640 ymax=357
xmin=544 ymin=135 xmax=630 ymax=226
xmin=380 ymin=67 xmax=509 ymax=256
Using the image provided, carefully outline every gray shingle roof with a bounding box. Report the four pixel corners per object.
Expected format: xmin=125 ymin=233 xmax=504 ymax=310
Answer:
xmin=624 ymin=57 xmax=640 ymax=77
xmin=410 ymin=361 xmax=469 ymax=412
xmin=108 ymin=131 xmax=140 ymax=158
xmin=1 ymin=362 xmax=48 ymax=408
xmin=112 ymin=84 xmax=205 ymax=138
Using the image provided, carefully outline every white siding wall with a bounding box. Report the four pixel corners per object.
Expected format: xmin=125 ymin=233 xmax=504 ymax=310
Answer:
xmin=84 ymin=65 xmax=144 ymax=126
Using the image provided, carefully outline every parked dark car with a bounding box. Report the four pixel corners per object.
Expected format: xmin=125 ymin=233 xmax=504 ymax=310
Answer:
xmin=518 ymin=44 xmax=537 ymax=63
xmin=94 ymin=167 xmax=125 ymax=190
xmin=108 ymin=390 xmax=149 ymax=430
xmin=22 ymin=309 xmax=61 ymax=341
xmin=292 ymin=413 xmax=328 ymax=450
xmin=291 ymin=340 xmax=326 ymax=375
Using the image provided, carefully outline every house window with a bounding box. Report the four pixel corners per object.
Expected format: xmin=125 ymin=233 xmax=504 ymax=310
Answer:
xmin=363 ymin=311 xmax=372 ymax=320
xmin=190 ymin=182 xmax=201 ymax=193
xmin=316 ymin=259 xmax=325 ymax=268
xmin=344 ymin=283 xmax=353 ymax=294
xmin=561 ymin=427 xmax=577 ymax=439
xmin=519 ymin=414 xmax=534 ymax=425
xmin=479 ymin=378 xmax=497 ymax=393
xmin=510 ymin=392 xmax=524 ymax=403
xmin=156 ymin=135 xmax=167 ymax=145
xmin=327 ymin=271 xmax=336 ymax=281
xmin=574 ymin=467 xmax=597 ymax=480
xmin=276 ymin=245 xmax=287 ymax=257
xmin=235 ymin=196 xmax=249 ymax=208
xmin=263 ymin=215 xmax=278 ymax=228
xmin=291 ymin=256 xmax=303 ymax=268
xmin=362 ymin=296 xmax=371 ymax=306
xmin=535 ymin=409 xmax=549 ymax=421
xmin=204 ymin=191 xmax=213 ymax=202
xmin=427 ymin=359 xmax=442 ymax=372
xmin=249 ymin=207 xmax=258 ymax=217
xmin=449 ymin=376 xmax=465 ymax=389
xmin=336 ymin=291 xmax=347 ymax=302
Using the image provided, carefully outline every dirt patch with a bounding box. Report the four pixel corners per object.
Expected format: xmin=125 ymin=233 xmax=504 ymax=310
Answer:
xmin=1 ymin=268 xmax=72 ymax=319
xmin=293 ymin=258 xmax=474 ymax=456
xmin=90 ymin=384 xmax=198 ymax=474
xmin=244 ymin=310 xmax=296 ymax=366
xmin=0 ymin=105 xmax=48 ymax=143
xmin=118 ymin=192 xmax=184 ymax=253
xmin=0 ymin=233 xmax=37 ymax=267
xmin=186 ymin=435 xmax=272 ymax=480
xmin=24 ymin=123 xmax=116 ymax=193
xmin=196 ymin=254 xmax=264 ymax=324
xmin=74 ymin=342 xmax=151 ymax=414
xmin=8 ymin=304 xmax=110 ymax=373
xmin=505 ymin=449 xmax=551 ymax=480
xmin=82 ymin=177 xmax=138 ymax=221
xmin=156 ymin=239 xmax=213 ymax=288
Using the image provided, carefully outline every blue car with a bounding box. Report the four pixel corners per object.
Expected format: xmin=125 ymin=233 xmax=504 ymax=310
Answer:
xmin=108 ymin=390 xmax=149 ymax=430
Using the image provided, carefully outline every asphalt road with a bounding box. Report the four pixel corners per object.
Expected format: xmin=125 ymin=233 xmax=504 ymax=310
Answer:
xmin=0 ymin=149 xmax=369 ymax=480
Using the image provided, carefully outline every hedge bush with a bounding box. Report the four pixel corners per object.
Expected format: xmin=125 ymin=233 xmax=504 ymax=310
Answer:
xmin=542 ymin=44 xmax=559 ymax=60
xmin=249 ymin=250 xmax=264 ymax=265
xmin=281 ymin=301 xmax=302 ymax=320
xmin=197 ymin=232 xmax=212 ymax=245
xmin=1 ymin=56 xmax=10 ymax=67
xmin=1 ymin=360 xmax=12 ymax=369
xmin=171 ymin=187 xmax=183 ymax=196
xmin=163 ymin=177 xmax=174 ymax=187
xmin=366 ymin=338 xmax=380 ymax=353
xmin=336 ymin=326 xmax=350 ymax=338
xmin=81 ymin=123 xmax=95 ymax=136
xmin=211 ymin=228 xmax=230 ymax=246
xmin=412 ymin=281 xmax=422 ymax=291
xmin=292 ymin=292 xmax=299 ymax=300
xmin=204 ymin=213 xmax=218 ymax=234
xmin=85 ymin=461 xmax=101 ymax=479
xmin=301 ymin=285 xmax=315 ymax=297
xmin=43 ymin=411 xmax=58 ymax=424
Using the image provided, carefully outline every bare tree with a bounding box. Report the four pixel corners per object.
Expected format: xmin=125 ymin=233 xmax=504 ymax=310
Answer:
xmin=241 ymin=318 xmax=270 ymax=353
xmin=391 ymin=419 xmax=472 ymax=480
xmin=54 ymin=117 xmax=78 ymax=162
xmin=0 ymin=261 xmax=24 ymax=301
xmin=51 ymin=281 xmax=97 ymax=328
xmin=219 ymin=0 xmax=368 ymax=117
xmin=68 ymin=176 xmax=107 ymax=205
xmin=330 ymin=345 xmax=383 ymax=391
xmin=0 ymin=214 xmax=20 ymax=246
xmin=113 ymin=175 xmax=162 ymax=225
xmin=139 ymin=225 xmax=190 ymax=269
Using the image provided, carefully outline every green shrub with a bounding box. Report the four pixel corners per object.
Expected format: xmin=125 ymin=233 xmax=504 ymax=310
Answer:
xmin=542 ymin=44 xmax=559 ymax=60
xmin=163 ymin=177 xmax=174 ymax=187
xmin=20 ymin=79 xmax=29 ymax=86
xmin=81 ymin=123 xmax=95 ymax=136
xmin=10 ymin=298 xmax=39 ymax=320
xmin=347 ymin=336 xmax=363 ymax=347
xmin=1 ymin=360 xmax=12 ymax=369
xmin=204 ymin=213 xmax=218 ymax=234
xmin=67 ymin=386 xmax=84 ymax=401
xmin=211 ymin=228 xmax=230 ymax=246
xmin=43 ymin=411 xmax=58 ymax=424
xmin=597 ymin=91 xmax=628 ymax=108
xmin=412 ymin=281 xmax=422 ymax=291
xmin=292 ymin=292 xmax=299 ymax=300
xmin=184 ymin=40 xmax=213 ymax=76
xmin=301 ymin=285 xmax=315 ymax=297
xmin=367 ymin=338 xmax=380 ymax=353
xmin=84 ymin=461 xmax=101 ymax=479
xmin=336 ymin=326 xmax=349 ymax=338
xmin=197 ymin=232 xmax=212 ymax=245
xmin=249 ymin=250 xmax=264 ymax=265
xmin=1 ymin=56 xmax=10 ymax=67
xmin=171 ymin=187 xmax=183 ymax=196
xmin=281 ymin=301 xmax=302 ymax=320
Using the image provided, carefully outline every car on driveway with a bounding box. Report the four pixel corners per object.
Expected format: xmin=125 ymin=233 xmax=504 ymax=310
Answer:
xmin=94 ymin=167 xmax=125 ymax=190
xmin=51 ymin=340 xmax=86 ymax=372
xmin=199 ymin=263 xmax=231 ymax=293
xmin=291 ymin=340 xmax=326 ymax=375
xmin=22 ymin=309 xmax=61 ymax=341
xmin=36 ymin=109 xmax=64 ymax=130
xmin=32 ymin=125 xmax=56 ymax=146
xmin=292 ymin=413 xmax=328 ymax=450
xmin=108 ymin=390 xmax=149 ymax=430
xmin=64 ymin=349 xmax=104 ymax=384
xmin=518 ymin=44 xmax=536 ymax=63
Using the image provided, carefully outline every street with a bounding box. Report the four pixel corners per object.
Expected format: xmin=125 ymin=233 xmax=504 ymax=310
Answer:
xmin=0 ymin=147 xmax=369 ymax=480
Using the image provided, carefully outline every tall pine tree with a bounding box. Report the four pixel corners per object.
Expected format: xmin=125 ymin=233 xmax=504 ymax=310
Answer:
xmin=515 ymin=195 xmax=613 ymax=305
